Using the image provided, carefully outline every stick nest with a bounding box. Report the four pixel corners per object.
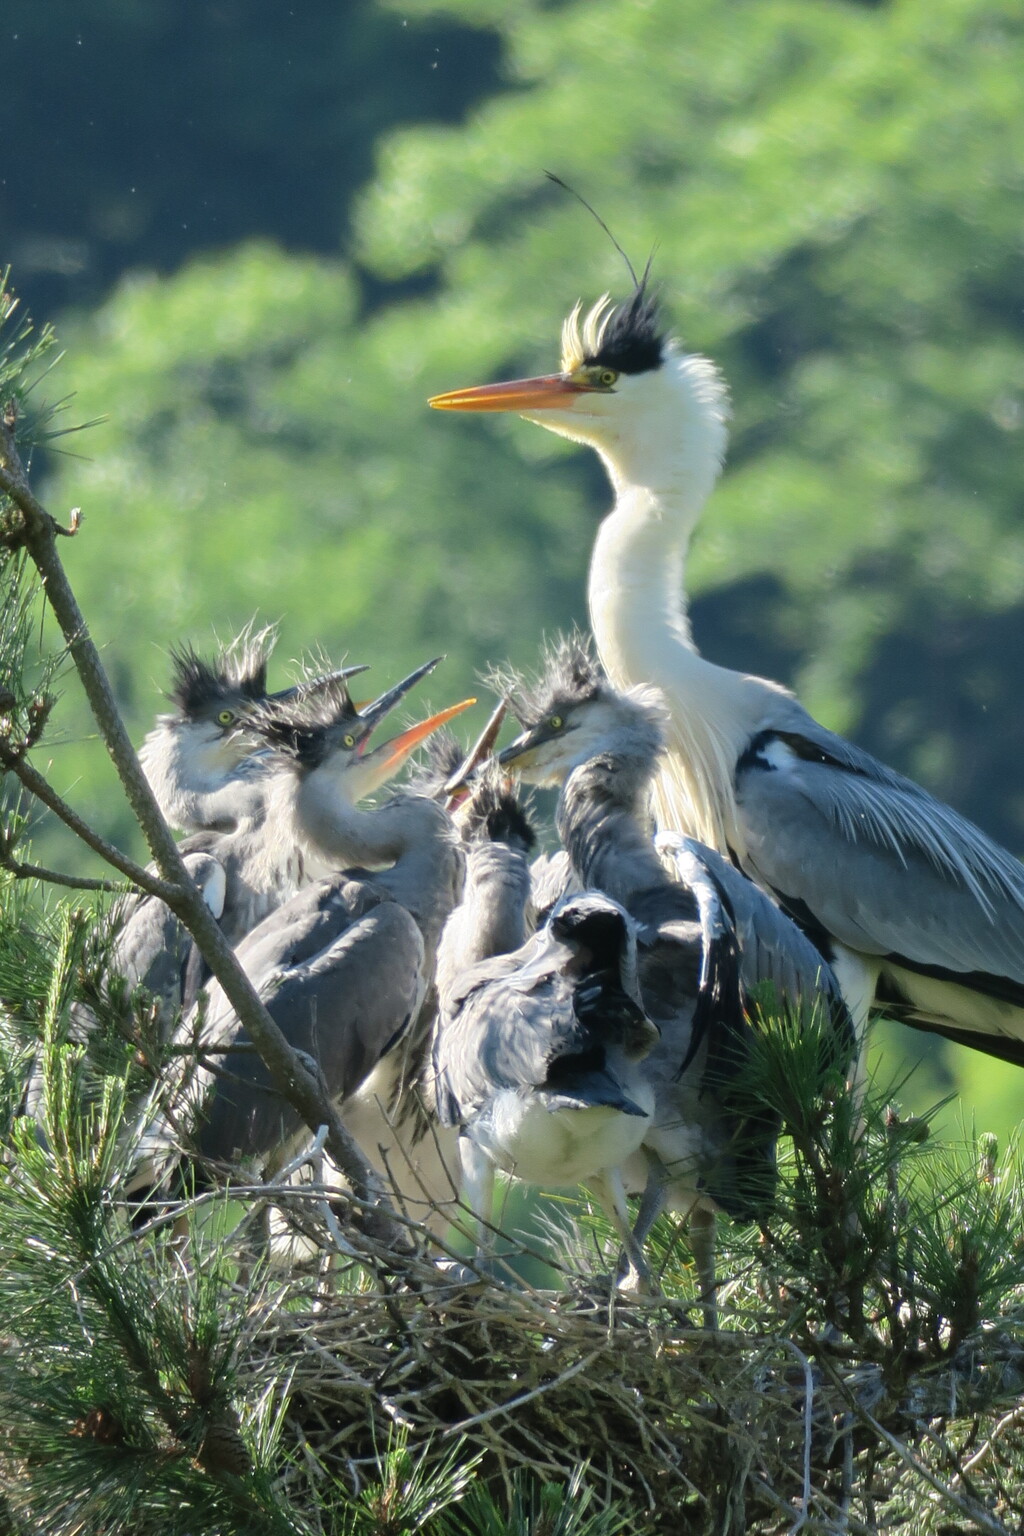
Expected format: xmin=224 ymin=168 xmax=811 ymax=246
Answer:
xmin=241 ymin=1253 xmax=1024 ymax=1535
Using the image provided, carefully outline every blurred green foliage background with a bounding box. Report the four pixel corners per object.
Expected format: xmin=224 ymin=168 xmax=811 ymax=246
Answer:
xmin=4 ymin=0 xmax=1024 ymax=1139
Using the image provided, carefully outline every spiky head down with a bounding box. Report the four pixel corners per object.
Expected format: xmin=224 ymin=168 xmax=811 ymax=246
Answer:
xmin=487 ymin=631 xmax=605 ymax=731
xmin=456 ymin=760 xmax=536 ymax=852
xmin=493 ymin=633 xmax=667 ymax=786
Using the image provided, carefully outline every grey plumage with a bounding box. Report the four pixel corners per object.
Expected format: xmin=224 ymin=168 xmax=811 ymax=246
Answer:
xmin=184 ymin=876 xmax=426 ymax=1174
xmin=528 ymin=850 xmax=579 ymax=927
xmin=155 ymin=669 xmax=468 ymax=1223
xmin=138 ymin=631 xmax=372 ymax=941
xmin=140 ymin=624 xmax=281 ymax=836
xmin=435 ymin=764 xmax=536 ymax=1005
xmin=107 ymin=853 xmax=227 ymax=1034
xmin=435 ymin=891 xmax=656 ymax=1127
xmin=496 ymin=637 xmax=850 ymax=1246
xmin=733 ymin=709 xmax=1024 ymax=1059
xmin=433 ymin=890 xmax=658 ymax=1220
xmin=429 ymin=762 xmax=659 ymax=1273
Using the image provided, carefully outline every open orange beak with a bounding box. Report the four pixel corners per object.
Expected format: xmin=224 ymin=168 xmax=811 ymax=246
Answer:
xmin=429 ymin=374 xmax=587 ymax=413
xmin=357 ymin=697 xmax=476 ymax=794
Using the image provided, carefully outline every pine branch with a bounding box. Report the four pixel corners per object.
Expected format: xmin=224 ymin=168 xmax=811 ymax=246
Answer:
xmin=0 ymin=419 xmax=390 ymax=1224
xmin=0 ymin=830 xmax=126 ymax=892
xmin=0 ymin=743 xmax=177 ymax=896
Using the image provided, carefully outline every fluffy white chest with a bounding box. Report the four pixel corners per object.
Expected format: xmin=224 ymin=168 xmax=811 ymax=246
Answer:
xmin=470 ymin=1087 xmax=653 ymax=1187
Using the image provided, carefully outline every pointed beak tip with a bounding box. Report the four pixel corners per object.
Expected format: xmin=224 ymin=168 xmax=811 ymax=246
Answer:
xmin=428 ymin=375 xmax=582 ymax=414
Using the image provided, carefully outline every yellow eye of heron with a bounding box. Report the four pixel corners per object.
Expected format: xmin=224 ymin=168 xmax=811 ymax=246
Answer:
xmin=342 ymin=732 xmax=357 ymax=748
xmin=217 ymin=709 xmax=234 ymax=727
xmin=549 ymin=715 xmax=564 ymax=731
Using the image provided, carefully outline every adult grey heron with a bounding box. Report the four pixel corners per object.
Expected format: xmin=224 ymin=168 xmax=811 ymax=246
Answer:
xmin=430 ymin=762 xmax=658 ymax=1276
xmin=494 ymin=635 xmax=852 ymax=1303
xmin=162 ymin=676 xmax=474 ymax=1227
xmin=431 ymin=286 xmax=1024 ymax=1063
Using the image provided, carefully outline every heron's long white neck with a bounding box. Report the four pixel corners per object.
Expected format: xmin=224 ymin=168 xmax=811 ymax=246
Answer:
xmin=585 ymin=357 xmax=757 ymax=854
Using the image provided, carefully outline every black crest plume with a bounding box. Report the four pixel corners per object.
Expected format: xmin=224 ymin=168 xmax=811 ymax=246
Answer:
xmin=167 ymin=647 xmax=248 ymax=719
xmin=168 ymin=622 xmax=275 ymax=718
xmin=587 ymin=278 xmax=663 ymax=376
xmin=545 ymin=172 xmax=664 ymax=375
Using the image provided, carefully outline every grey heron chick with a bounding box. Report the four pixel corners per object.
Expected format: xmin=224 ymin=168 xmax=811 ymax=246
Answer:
xmin=409 ymin=727 xmax=579 ymax=928
xmin=432 ymin=285 xmax=1024 ymax=1067
xmin=432 ymin=842 xmax=658 ymax=1277
xmin=495 ymin=636 xmax=851 ymax=1299
xmin=172 ymin=658 xmax=432 ymax=946
xmin=140 ymin=623 xmax=370 ymax=834
xmin=160 ymin=678 xmax=474 ymax=1225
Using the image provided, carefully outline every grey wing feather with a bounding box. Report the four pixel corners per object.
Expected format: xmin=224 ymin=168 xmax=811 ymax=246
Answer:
xmin=433 ymin=927 xmax=579 ymax=1125
xmin=637 ymin=839 xmax=782 ymax=1223
xmin=529 ymin=850 xmax=579 ymax=925
xmin=187 ymin=878 xmax=425 ymax=1167
xmin=435 ymin=972 xmax=580 ymax=1127
xmin=110 ymin=851 xmax=226 ymax=1030
xmin=738 ymin=698 xmax=1024 ymax=988
xmin=659 ymin=832 xmax=850 ymax=1027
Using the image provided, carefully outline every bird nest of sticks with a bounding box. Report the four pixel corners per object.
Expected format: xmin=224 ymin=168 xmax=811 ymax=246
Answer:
xmin=236 ymin=1221 xmax=1024 ymax=1536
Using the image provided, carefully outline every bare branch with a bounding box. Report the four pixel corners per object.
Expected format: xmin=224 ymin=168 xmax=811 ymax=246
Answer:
xmin=0 ymin=739 xmax=179 ymax=898
xmin=0 ymin=845 xmax=127 ymax=893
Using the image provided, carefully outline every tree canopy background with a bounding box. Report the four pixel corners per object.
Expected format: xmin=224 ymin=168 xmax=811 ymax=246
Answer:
xmin=4 ymin=0 xmax=1024 ymax=1137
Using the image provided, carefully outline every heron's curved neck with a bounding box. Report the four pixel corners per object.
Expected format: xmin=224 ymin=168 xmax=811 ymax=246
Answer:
xmin=295 ymin=771 xmax=462 ymax=953
xmin=589 ymin=382 xmax=758 ymax=847
xmin=295 ymin=770 xmax=418 ymax=867
xmin=589 ymin=485 xmax=695 ymax=656
xmin=436 ymin=843 xmax=530 ymax=1003
xmin=557 ymin=754 xmax=666 ymax=907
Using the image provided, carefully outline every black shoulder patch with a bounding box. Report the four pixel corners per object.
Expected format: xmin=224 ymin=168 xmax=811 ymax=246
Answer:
xmin=585 ymin=284 xmax=665 ymax=376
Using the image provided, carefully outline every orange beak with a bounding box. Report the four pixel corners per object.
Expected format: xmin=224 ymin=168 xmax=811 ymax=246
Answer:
xmin=428 ymin=374 xmax=588 ymax=413
xmin=367 ymin=697 xmax=477 ymax=780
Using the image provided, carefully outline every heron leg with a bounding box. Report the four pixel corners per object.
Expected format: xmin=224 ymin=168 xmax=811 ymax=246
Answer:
xmin=587 ymin=1167 xmax=655 ymax=1295
xmin=830 ymin=944 xmax=880 ymax=1118
xmin=457 ymin=1135 xmax=495 ymax=1270
xmin=688 ymin=1203 xmax=718 ymax=1329
xmin=632 ymin=1158 xmax=668 ymax=1248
